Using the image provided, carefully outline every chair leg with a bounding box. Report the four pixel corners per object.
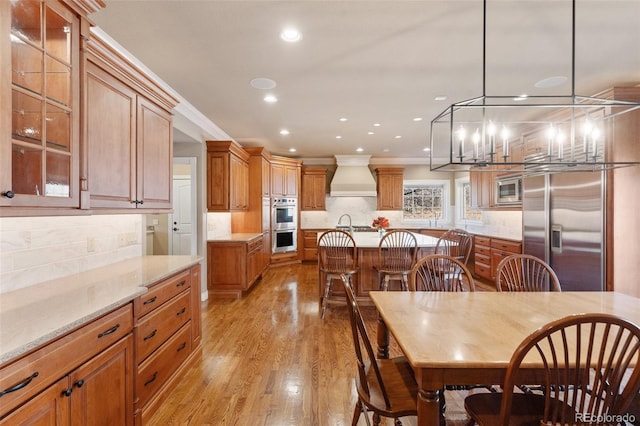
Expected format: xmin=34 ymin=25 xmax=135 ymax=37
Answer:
xmin=321 ymin=277 xmax=332 ymax=319
xmin=351 ymin=399 xmax=362 ymax=426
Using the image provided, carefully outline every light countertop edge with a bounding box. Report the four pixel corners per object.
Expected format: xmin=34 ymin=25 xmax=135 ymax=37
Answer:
xmin=0 ymin=255 xmax=202 ymax=365
xmin=207 ymin=232 xmax=263 ymax=242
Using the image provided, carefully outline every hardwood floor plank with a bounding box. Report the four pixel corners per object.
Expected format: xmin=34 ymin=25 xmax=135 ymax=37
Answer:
xmin=147 ymin=263 xmax=481 ymax=425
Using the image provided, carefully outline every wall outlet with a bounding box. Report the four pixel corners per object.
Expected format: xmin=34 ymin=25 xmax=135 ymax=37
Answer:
xmin=87 ymin=237 xmax=96 ymax=253
xmin=152 ymin=219 xmax=159 ymax=225
xmin=126 ymin=232 xmax=137 ymax=244
xmin=118 ymin=234 xmax=127 ymax=247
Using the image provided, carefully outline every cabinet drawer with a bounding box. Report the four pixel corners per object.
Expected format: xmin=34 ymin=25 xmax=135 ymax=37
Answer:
xmin=135 ymin=270 xmax=191 ymax=318
xmin=475 ymin=252 xmax=490 ymax=264
xmin=490 ymin=239 xmax=522 ymax=253
xmin=475 ymin=245 xmax=491 ymax=256
xmin=0 ymin=304 xmax=132 ymax=417
xmin=136 ymin=291 xmax=191 ymax=363
xmin=475 ymin=236 xmax=491 ymax=246
xmin=474 ymin=263 xmax=492 ymax=280
xmin=136 ymin=322 xmax=192 ymax=408
xmin=248 ymin=237 xmax=262 ymax=253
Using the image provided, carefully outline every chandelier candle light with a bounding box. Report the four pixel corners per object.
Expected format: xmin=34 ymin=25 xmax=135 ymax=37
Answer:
xmin=429 ymin=0 xmax=640 ymax=173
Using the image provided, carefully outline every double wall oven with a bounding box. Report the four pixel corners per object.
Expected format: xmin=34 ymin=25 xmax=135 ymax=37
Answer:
xmin=272 ymin=197 xmax=297 ymax=253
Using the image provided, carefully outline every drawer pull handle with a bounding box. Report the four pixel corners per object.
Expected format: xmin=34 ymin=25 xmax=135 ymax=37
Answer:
xmin=177 ymin=342 xmax=187 ymax=352
xmin=143 ymin=329 xmax=157 ymax=341
xmin=0 ymin=372 xmax=39 ymax=397
xmin=176 ymin=280 xmax=186 ymax=287
xmin=74 ymin=379 xmax=85 ymax=388
xmin=176 ymin=307 xmax=186 ymax=316
xmin=144 ymin=372 xmax=158 ymax=386
xmin=97 ymin=323 xmax=120 ymax=338
xmin=63 ymin=387 xmax=73 ymax=397
xmin=143 ymin=296 xmax=157 ymax=305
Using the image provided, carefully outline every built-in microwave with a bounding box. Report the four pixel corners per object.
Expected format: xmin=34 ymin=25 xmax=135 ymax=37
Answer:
xmin=496 ymin=175 xmax=522 ymax=205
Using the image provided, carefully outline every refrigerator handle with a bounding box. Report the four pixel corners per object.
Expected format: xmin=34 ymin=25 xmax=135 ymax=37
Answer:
xmin=551 ymin=225 xmax=562 ymax=253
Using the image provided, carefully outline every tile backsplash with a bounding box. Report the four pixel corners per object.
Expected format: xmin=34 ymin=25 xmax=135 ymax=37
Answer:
xmin=0 ymin=214 xmax=143 ymax=293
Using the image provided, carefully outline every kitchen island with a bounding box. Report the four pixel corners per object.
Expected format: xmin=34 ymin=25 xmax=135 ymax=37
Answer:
xmin=317 ymin=231 xmax=439 ymax=305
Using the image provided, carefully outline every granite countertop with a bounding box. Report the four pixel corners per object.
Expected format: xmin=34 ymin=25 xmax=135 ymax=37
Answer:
xmin=318 ymin=231 xmax=440 ymax=249
xmin=208 ymin=232 xmax=263 ymax=242
xmin=0 ymin=255 xmax=202 ymax=365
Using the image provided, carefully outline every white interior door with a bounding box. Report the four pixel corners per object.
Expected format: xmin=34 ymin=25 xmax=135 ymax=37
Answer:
xmin=170 ymin=157 xmax=197 ymax=256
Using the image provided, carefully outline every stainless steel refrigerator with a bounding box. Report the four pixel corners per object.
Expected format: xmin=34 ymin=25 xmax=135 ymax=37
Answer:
xmin=522 ymin=172 xmax=604 ymax=291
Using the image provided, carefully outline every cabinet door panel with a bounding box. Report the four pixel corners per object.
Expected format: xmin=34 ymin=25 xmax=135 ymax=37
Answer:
xmin=86 ymin=64 xmax=136 ymax=208
xmin=0 ymin=377 xmax=70 ymax=426
xmin=137 ymin=97 xmax=172 ymax=208
xmin=69 ymin=336 xmax=133 ymax=426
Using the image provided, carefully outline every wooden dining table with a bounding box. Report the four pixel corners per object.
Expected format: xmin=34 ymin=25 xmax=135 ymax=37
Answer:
xmin=369 ymin=290 xmax=640 ymax=426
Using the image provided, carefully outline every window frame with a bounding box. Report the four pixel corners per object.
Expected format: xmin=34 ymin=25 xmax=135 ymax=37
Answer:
xmin=455 ymin=177 xmax=483 ymax=225
xmin=402 ymin=179 xmax=451 ymax=224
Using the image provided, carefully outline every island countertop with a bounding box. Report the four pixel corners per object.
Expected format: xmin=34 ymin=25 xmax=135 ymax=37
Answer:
xmin=318 ymin=231 xmax=440 ymax=249
xmin=0 ymin=255 xmax=202 ymax=365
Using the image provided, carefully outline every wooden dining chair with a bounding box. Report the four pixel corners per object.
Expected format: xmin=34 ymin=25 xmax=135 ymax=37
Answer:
xmin=435 ymin=228 xmax=473 ymax=265
xmin=495 ymin=254 xmax=561 ymax=292
xmin=340 ymin=274 xmax=418 ymax=426
xmin=409 ymin=254 xmax=476 ymax=292
xmin=464 ymin=313 xmax=640 ymax=426
xmin=317 ymin=230 xmax=357 ymax=319
xmin=375 ymin=230 xmax=418 ymax=292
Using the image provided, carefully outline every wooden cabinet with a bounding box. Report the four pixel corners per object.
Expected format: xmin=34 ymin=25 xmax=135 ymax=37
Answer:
xmin=1 ymin=0 xmax=93 ymax=208
xmin=133 ymin=266 xmax=201 ymax=424
xmin=375 ymin=168 xmax=404 ymax=210
xmin=271 ymin=157 xmax=300 ymax=197
xmin=207 ymin=235 xmax=265 ymax=297
xmin=301 ymin=168 xmax=326 ymax=211
xmin=470 ymin=167 xmax=494 ymax=209
xmin=490 ymin=238 xmax=522 ymax=281
xmin=472 ymin=235 xmax=522 ymax=283
xmin=301 ymin=229 xmax=329 ymax=262
xmin=0 ymin=305 xmax=134 ymax=425
xmin=473 ymin=236 xmax=492 ymax=281
xmin=84 ymin=35 xmax=176 ymax=210
xmin=206 ymin=140 xmax=249 ymax=212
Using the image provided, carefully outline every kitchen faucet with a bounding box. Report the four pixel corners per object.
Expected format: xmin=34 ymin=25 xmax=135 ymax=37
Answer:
xmin=337 ymin=214 xmax=353 ymax=235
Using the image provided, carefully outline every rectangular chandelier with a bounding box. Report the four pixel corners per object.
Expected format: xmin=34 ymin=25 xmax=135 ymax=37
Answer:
xmin=429 ymin=0 xmax=640 ymax=173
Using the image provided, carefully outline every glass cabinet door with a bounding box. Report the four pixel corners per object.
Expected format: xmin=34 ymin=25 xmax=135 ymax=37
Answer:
xmin=5 ymin=0 xmax=78 ymax=205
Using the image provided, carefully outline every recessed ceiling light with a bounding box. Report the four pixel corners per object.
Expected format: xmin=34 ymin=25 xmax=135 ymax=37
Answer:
xmin=383 ymin=148 xmax=390 ymax=153
xmin=535 ymin=76 xmax=568 ymax=89
xmin=288 ymin=148 xmax=296 ymax=152
xmin=356 ymin=147 xmax=364 ymax=152
xmin=335 ymin=136 xmax=342 ymax=139
xmin=435 ymin=96 xmax=447 ymax=101
xmin=373 ymin=123 xmax=381 ymax=127
xmin=367 ymin=132 xmax=374 ymax=135
xmin=264 ymin=94 xmax=278 ymax=103
xmin=394 ymin=135 xmax=402 ymax=139
xmin=280 ymin=27 xmax=301 ymax=42
xmin=423 ymin=147 xmax=431 ymax=152
xmin=280 ymin=129 xmax=290 ymax=135
xmin=250 ymin=77 xmax=276 ymax=90
xmin=339 ymin=117 xmax=348 ymax=122
xmin=513 ymin=94 xmax=528 ymax=101
xmin=413 ymin=117 xmax=423 ymax=122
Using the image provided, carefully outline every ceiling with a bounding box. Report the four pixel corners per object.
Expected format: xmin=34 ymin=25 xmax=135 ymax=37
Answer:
xmin=91 ymin=1 xmax=640 ymax=161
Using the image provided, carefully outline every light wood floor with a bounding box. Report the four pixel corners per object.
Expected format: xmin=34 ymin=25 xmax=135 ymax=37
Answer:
xmin=148 ymin=263 xmax=491 ymax=425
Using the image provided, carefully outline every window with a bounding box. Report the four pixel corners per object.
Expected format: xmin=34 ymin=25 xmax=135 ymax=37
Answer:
xmin=403 ymin=180 xmax=450 ymax=221
xmin=458 ymin=179 xmax=482 ymax=222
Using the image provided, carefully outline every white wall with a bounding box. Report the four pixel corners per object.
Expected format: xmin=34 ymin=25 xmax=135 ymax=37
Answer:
xmin=0 ymin=214 xmax=143 ymax=293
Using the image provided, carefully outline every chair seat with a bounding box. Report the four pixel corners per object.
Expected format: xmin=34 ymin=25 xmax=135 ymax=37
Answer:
xmin=357 ymin=356 xmax=418 ymax=418
xmin=464 ymin=393 xmax=548 ymax=426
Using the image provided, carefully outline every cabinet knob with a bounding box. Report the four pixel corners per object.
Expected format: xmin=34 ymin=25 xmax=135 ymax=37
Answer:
xmin=63 ymin=388 xmax=73 ymax=397
xmin=1 ymin=191 xmax=15 ymax=198
xmin=74 ymin=379 xmax=85 ymax=388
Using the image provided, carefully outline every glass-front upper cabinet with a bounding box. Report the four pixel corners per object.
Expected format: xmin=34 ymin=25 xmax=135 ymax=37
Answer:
xmin=1 ymin=0 xmax=80 ymax=208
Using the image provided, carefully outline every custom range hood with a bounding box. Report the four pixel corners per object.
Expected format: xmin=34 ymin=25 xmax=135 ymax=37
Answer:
xmin=329 ymin=155 xmax=377 ymax=197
